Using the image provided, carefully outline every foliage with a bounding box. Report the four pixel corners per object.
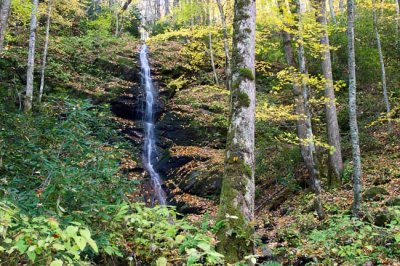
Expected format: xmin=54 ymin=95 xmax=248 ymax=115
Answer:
xmin=122 ymin=204 xmax=224 ymax=265
xmin=0 ymin=201 xmax=97 ymax=265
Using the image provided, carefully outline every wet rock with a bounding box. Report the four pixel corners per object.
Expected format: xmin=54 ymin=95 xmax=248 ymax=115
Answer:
xmin=158 ymin=110 xmax=226 ymax=148
xmin=385 ymin=197 xmax=400 ymax=206
xmin=111 ymin=95 xmax=142 ymax=120
xmin=180 ymin=170 xmax=222 ymax=197
xmin=111 ymin=92 xmax=165 ymax=121
xmin=363 ymin=187 xmax=389 ymax=201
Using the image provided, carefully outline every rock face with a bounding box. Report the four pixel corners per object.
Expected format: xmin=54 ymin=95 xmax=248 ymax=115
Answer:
xmin=157 ymin=146 xmax=224 ymax=197
xmin=108 ymin=44 xmax=228 ymax=213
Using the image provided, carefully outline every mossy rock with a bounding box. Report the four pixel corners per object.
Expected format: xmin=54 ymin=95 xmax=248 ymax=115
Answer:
xmin=373 ymin=176 xmax=391 ymax=185
xmin=363 ymin=187 xmax=389 ymax=201
xmin=374 ymin=210 xmax=392 ymax=227
xmin=385 ymin=197 xmax=400 ymax=206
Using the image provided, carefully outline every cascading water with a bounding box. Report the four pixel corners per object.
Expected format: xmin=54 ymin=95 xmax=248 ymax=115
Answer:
xmin=140 ymin=44 xmax=167 ymax=205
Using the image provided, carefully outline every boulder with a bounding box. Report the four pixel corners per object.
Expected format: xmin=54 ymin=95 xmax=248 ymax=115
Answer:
xmin=374 ymin=210 xmax=392 ymax=227
xmin=363 ymin=187 xmax=389 ymax=201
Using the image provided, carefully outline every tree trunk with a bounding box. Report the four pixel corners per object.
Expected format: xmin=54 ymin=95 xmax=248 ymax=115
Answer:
xmin=165 ymin=0 xmax=170 ymax=15
xmin=328 ymin=0 xmax=337 ymax=23
xmin=0 ymin=0 xmax=11 ymax=52
xmin=216 ymin=0 xmax=232 ymax=91
xmin=217 ymin=0 xmax=256 ymax=263
xmin=347 ymin=0 xmax=362 ymax=217
xmin=339 ymin=0 xmax=344 ymax=12
xmin=208 ymin=33 xmax=219 ymax=85
xmin=293 ymin=0 xmax=324 ymax=220
xmin=25 ymin=0 xmax=39 ymax=112
xmin=373 ymin=0 xmax=392 ymax=129
xmin=39 ymin=0 xmax=53 ymax=103
xmin=396 ymin=0 xmax=399 ymax=46
xmin=155 ymin=0 xmax=161 ymax=18
xmin=316 ymin=0 xmax=343 ymax=186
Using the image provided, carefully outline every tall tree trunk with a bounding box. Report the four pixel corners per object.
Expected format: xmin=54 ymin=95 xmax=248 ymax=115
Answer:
xmin=0 ymin=0 xmax=11 ymax=52
xmin=328 ymin=0 xmax=337 ymax=23
xmin=25 ymin=0 xmax=39 ymax=112
xmin=396 ymin=0 xmax=399 ymax=46
xmin=216 ymin=0 xmax=232 ymax=91
xmin=206 ymin=0 xmax=218 ymax=85
xmin=165 ymin=0 xmax=170 ymax=14
xmin=373 ymin=0 xmax=392 ymax=128
xmin=155 ymin=0 xmax=161 ymax=18
xmin=291 ymin=0 xmax=324 ymax=219
xmin=217 ymin=0 xmax=256 ymax=263
xmin=39 ymin=0 xmax=53 ymax=103
xmin=347 ymin=0 xmax=362 ymax=217
xmin=208 ymin=33 xmax=219 ymax=85
xmin=316 ymin=0 xmax=343 ymax=186
xmin=339 ymin=0 xmax=344 ymax=12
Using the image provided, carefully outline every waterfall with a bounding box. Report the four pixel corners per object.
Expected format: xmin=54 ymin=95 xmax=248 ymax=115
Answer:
xmin=140 ymin=44 xmax=167 ymax=205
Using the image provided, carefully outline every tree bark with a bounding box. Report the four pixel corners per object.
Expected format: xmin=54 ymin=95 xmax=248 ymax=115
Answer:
xmin=373 ymin=0 xmax=392 ymax=129
xmin=39 ymin=0 xmax=53 ymax=103
xmin=217 ymin=0 xmax=256 ymax=263
xmin=347 ymin=0 xmax=362 ymax=217
xmin=165 ymin=0 xmax=170 ymax=15
xmin=328 ymin=0 xmax=337 ymax=23
xmin=316 ymin=0 xmax=343 ymax=186
xmin=0 ymin=0 xmax=11 ymax=52
xmin=155 ymin=0 xmax=161 ymax=18
xmin=292 ymin=0 xmax=324 ymax=219
xmin=216 ymin=0 xmax=232 ymax=91
xmin=339 ymin=0 xmax=344 ymax=12
xmin=208 ymin=33 xmax=219 ymax=85
xmin=396 ymin=0 xmax=399 ymax=46
xmin=25 ymin=0 xmax=39 ymax=112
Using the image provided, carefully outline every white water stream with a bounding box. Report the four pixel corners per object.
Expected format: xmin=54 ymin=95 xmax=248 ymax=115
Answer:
xmin=140 ymin=44 xmax=167 ymax=205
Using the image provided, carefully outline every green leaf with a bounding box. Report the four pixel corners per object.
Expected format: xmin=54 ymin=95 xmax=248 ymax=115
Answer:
xmin=175 ymin=234 xmax=185 ymax=244
xmin=156 ymin=257 xmax=167 ymax=266
xmin=52 ymin=243 xmax=66 ymax=251
xmin=87 ymin=239 xmax=98 ymax=253
xmin=65 ymin=226 xmax=78 ymax=237
xmin=14 ymin=239 xmax=28 ymax=253
xmin=50 ymin=259 xmax=63 ymax=266
xmin=79 ymin=228 xmax=91 ymax=240
xmin=73 ymin=236 xmax=87 ymax=251
xmin=27 ymin=250 xmax=36 ymax=262
xmin=197 ymin=242 xmax=210 ymax=252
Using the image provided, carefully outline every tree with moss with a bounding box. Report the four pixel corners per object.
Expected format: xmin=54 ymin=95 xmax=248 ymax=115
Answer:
xmin=217 ymin=0 xmax=256 ymax=263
